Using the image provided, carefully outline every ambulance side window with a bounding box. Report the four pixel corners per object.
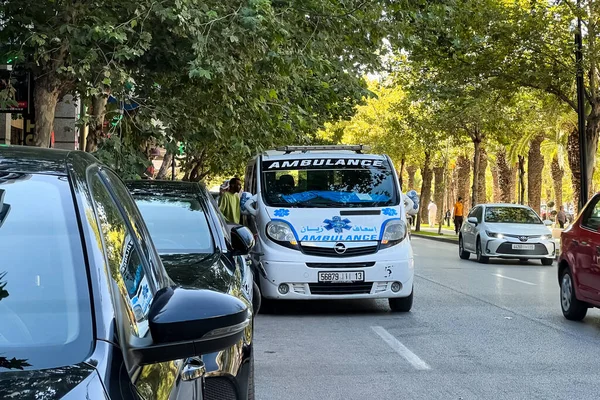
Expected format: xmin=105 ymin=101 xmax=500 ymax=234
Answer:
xmin=245 ymin=163 xmax=253 ymax=193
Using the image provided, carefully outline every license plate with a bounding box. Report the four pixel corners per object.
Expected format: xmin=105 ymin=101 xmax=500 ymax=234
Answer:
xmin=318 ymin=271 xmax=365 ymax=283
xmin=512 ymin=244 xmax=535 ymax=250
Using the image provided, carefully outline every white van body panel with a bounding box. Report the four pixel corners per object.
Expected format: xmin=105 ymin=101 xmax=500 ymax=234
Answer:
xmin=244 ymin=150 xmax=414 ymax=300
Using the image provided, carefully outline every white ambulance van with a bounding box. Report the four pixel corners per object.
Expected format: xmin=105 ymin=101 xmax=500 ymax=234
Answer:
xmin=243 ymin=145 xmax=414 ymax=311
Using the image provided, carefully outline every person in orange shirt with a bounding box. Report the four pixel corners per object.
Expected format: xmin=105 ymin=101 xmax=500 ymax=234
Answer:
xmin=453 ymin=197 xmax=464 ymax=234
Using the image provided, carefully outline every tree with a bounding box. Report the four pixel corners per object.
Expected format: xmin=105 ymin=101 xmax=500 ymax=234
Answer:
xmin=406 ymin=165 xmax=418 ymax=191
xmin=393 ymin=0 xmax=597 ymax=204
xmin=0 ymin=0 xmax=156 ymax=147
xmin=527 ymin=135 xmax=545 ymax=214
xmin=101 ymin=0 xmax=398 ymax=179
xmin=495 ymin=148 xmax=514 ymax=203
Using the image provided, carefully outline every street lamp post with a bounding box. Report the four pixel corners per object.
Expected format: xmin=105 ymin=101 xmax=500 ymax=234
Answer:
xmin=575 ymin=1 xmax=588 ymax=209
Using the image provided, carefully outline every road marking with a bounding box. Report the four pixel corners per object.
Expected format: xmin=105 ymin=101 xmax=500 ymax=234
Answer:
xmin=492 ymin=273 xmax=536 ymax=286
xmin=371 ymin=326 xmax=431 ymax=370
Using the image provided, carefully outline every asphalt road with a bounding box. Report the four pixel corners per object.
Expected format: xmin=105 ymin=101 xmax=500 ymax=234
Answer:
xmin=254 ymin=237 xmax=600 ymax=400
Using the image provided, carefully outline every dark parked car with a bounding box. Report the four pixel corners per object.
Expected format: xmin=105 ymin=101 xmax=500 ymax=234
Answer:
xmin=0 ymin=146 xmax=250 ymax=400
xmin=558 ymin=193 xmax=600 ymax=321
xmin=126 ymin=180 xmax=258 ymax=400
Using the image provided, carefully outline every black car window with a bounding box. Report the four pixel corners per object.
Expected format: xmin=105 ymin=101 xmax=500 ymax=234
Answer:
xmin=102 ymin=170 xmax=164 ymax=288
xmin=0 ymin=173 xmax=93 ymax=370
xmin=90 ymin=174 xmax=153 ymax=338
xmin=134 ymin=196 xmax=215 ymax=254
xmin=581 ymin=196 xmax=600 ymax=231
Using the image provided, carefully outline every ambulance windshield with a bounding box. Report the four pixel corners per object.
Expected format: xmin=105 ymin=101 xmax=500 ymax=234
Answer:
xmin=261 ymin=158 xmax=399 ymax=208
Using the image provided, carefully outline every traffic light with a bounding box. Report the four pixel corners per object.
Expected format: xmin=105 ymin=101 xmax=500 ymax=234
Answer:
xmin=178 ymin=142 xmax=185 ymax=155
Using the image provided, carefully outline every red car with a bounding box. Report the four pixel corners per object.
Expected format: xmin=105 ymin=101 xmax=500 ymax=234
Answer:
xmin=558 ymin=194 xmax=600 ymax=320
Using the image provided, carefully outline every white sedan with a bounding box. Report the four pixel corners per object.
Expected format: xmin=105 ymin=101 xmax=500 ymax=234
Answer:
xmin=458 ymin=203 xmax=555 ymax=265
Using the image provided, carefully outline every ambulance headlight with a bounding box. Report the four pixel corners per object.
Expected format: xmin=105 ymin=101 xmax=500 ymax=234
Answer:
xmin=266 ymin=221 xmax=299 ymax=249
xmin=381 ymin=220 xmax=407 ymax=248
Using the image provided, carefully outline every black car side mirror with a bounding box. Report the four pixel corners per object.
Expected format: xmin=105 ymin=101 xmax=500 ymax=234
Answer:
xmin=230 ymin=225 xmax=255 ymax=256
xmin=132 ymin=287 xmax=250 ymax=365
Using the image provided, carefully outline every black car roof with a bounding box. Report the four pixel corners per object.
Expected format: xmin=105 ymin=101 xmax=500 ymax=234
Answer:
xmin=0 ymin=145 xmax=99 ymax=176
xmin=126 ymin=180 xmax=207 ymax=199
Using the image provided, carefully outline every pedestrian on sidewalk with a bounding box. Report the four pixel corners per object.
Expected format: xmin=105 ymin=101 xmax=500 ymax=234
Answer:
xmin=428 ymin=200 xmax=437 ymax=227
xmin=453 ymin=197 xmax=464 ymax=234
xmin=445 ymin=210 xmax=451 ymax=226
xmin=219 ymin=177 xmax=242 ymax=224
xmin=556 ymin=205 xmax=567 ymax=229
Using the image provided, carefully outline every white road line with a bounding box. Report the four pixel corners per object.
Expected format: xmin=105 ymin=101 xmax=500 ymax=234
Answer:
xmin=371 ymin=326 xmax=431 ymax=370
xmin=492 ymin=273 xmax=536 ymax=286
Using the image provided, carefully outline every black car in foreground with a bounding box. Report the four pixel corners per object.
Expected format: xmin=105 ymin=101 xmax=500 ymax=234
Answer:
xmin=126 ymin=180 xmax=257 ymax=400
xmin=0 ymin=146 xmax=251 ymax=400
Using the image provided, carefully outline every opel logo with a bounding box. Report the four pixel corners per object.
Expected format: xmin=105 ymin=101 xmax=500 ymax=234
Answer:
xmin=334 ymin=243 xmax=347 ymax=254
xmin=519 ymin=236 xmax=528 ymax=242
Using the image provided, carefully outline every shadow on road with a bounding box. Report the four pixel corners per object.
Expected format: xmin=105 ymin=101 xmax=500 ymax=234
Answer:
xmin=260 ymin=298 xmax=392 ymax=316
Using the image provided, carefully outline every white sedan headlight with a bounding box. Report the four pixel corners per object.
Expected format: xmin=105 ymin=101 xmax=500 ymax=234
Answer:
xmin=486 ymin=231 xmax=504 ymax=239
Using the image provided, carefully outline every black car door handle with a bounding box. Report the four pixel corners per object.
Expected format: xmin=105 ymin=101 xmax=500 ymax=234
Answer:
xmin=572 ymin=240 xmax=579 ymax=246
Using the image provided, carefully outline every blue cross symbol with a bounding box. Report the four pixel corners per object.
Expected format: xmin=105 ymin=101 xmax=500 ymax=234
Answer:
xmin=323 ymin=216 xmax=352 ymax=233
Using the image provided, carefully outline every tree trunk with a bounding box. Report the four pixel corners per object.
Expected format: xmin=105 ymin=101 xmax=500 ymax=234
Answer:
xmin=527 ymin=134 xmax=544 ymax=214
xmin=518 ymin=155 xmax=526 ymax=204
xmin=551 ymin=155 xmax=564 ymax=208
xmin=399 ymin=157 xmax=406 ymax=190
xmin=491 ymin=163 xmax=501 ymax=202
xmin=567 ymin=126 xmax=581 ymax=211
xmin=585 ymin=108 xmax=600 ymax=201
xmin=477 ymin=147 xmax=488 ymax=204
xmin=33 ymin=76 xmax=61 ymax=148
xmin=446 ymin=171 xmax=455 ymax=218
xmin=156 ymin=152 xmax=174 ymax=180
xmin=434 ymin=166 xmax=445 ymax=232
xmin=407 ymin=165 xmax=417 ymax=191
xmin=455 ymin=155 xmax=471 ymax=211
xmin=471 ymin=136 xmax=482 ymax=207
xmin=416 ymin=151 xmax=432 ymax=230
xmin=496 ymin=149 xmax=512 ymax=203
xmin=85 ymin=95 xmax=109 ymax=152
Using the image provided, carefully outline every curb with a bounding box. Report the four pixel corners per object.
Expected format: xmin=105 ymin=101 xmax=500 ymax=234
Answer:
xmin=411 ymin=233 xmax=458 ymax=245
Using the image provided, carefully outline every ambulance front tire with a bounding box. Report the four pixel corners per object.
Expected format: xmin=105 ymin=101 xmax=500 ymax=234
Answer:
xmin=259 ymin=296 xmax=280 ymax=314
xmin=389 ymin=288 xmax=413 ymax=312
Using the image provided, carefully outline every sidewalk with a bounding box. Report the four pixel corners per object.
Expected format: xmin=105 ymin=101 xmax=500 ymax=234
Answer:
xmin=410 ymin=225 xmax=458 ymax=244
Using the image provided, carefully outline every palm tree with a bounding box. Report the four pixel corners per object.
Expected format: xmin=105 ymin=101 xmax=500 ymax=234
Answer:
xmin=541 ymin=120 xmax=571 ymax=209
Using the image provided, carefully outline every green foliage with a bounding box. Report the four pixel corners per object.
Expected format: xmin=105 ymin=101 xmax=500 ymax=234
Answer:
xmin=93 ymin=136 xmax=149 ymax=180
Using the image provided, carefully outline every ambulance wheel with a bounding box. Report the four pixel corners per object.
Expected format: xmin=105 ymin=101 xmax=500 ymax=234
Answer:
xmin=389 ymin=289 xmax=413 ymax=312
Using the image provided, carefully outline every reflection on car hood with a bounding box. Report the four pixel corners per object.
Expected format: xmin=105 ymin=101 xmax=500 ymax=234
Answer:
xmin=485 ymin=223 xmax=551 ymax=236
xmin=160 ymin=253 xmax=231 ymax=293
xmin=0 ymin=363 xmax=95 ymax=400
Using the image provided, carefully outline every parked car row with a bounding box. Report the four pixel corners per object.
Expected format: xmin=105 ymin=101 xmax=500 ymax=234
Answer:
xmin=0 ymin=147 xmax=256 ymax=400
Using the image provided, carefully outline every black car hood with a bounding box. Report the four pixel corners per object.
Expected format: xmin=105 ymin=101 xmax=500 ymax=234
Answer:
xmin=160 ymin=252 xmax=232 ymax=293
xmin=0 ymin=363 xmax=99 ymax=400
